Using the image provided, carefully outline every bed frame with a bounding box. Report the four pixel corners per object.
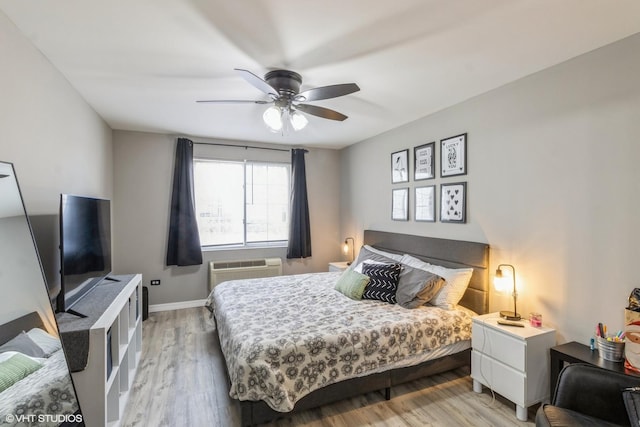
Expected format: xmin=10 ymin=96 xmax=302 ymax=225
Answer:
xmin=221 ymin=230 xmax=490 ymax=426
xmin=0 ymin=311 xmax=45 ymax=346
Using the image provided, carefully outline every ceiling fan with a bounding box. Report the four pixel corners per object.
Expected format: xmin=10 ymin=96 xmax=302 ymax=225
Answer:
xmin=197 ymin=68 xmax=360 ymax=132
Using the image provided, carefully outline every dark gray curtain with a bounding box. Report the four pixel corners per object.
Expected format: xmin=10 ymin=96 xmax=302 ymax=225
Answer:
xmin=166 ymin=138 xmax=203 ymax=266
xmin=286 ymin=148 xmax=311 ymax=259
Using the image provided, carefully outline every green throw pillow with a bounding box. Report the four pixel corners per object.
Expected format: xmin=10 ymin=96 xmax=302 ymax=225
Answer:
xmin=335 ymin=269 xmax=370 ymax=300
xmin=0 ymin=353 xmax=42 ymax=392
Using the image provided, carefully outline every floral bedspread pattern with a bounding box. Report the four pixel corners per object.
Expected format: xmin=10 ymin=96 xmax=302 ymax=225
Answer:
xmin=206 ymin=272 xmax=473 ymax=412
xmin=0 ymin=350 xmax=79 ymax=426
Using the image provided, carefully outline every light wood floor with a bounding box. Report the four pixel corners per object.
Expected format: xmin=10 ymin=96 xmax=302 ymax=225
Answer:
xmin=121 ymin=307 xmax=536 ymax=427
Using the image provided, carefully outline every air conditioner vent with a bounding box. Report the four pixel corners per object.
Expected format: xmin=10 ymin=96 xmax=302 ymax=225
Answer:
xmin=208 ymin=258 xmax=282 ymax=291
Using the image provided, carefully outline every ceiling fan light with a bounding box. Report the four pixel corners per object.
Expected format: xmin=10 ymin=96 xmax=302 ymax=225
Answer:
xmin=290 ymin=110 xmax=308 ymax=131
xmin=263 ymin=106 xmax=283 ymax=132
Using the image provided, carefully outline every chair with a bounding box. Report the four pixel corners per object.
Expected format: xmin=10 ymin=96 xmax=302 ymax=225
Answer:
xmin=536 ymin=363 xmax=640 ymax=427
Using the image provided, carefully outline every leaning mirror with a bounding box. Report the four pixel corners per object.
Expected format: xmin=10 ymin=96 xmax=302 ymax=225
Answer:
xmin=0 ymin=161 xmax=83 ymax=426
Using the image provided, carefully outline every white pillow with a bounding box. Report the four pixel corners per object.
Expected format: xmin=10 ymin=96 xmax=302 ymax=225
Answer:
xmin=363 ymin=245 xmax=403 ymax=262
xmin=26 ymin=328 xmax=62 ymax=357
xmin=400 ymin=254 xmax=431 ymax=270
xmin=353 ymin=259 xmax=385 ymax=274
xmin=0 ymin=351 xmax=45 ymax=364
xmin=400 ymin=254 xmax=473 ymax=310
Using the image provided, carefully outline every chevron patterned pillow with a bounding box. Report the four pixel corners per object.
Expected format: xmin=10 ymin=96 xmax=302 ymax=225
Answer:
xmin=361 ymin=262 xmax=402 ymax=304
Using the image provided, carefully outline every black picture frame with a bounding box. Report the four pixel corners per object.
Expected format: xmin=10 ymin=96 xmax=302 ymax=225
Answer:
xmin=391 ymin=149 xmax=409 ymax=183
xmin=440 ymin=182 xmax=466 ymax=223
xmin=440 ymin=133 xmax=467 ymax=177
xmin=392 ymin=188 xmax=409 ymax=221
xmin=415 ymin=185 xmax=436 ymax=222
xmin=414 ymin=142 xmax=435 ymax=181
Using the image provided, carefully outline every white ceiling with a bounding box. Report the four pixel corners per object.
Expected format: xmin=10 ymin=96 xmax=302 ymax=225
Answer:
xmin=2 ymin=1 xmax=640 ymax=149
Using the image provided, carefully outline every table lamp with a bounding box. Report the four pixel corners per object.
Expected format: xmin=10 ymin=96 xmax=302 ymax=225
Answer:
xmin=494 ymin=264 xmax=521 ymax=321
xmin=343 ymin=237 xmax=355 ymax=265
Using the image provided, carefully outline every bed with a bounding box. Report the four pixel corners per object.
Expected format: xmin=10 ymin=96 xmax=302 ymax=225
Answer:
xmin=206 ymin=230 xmax=489 ymax=426
xmin=0 ymin=312 xmax=80 ymax=427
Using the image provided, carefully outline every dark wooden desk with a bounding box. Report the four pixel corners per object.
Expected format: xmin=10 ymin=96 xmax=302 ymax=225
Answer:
xmin=550 ymin=341 xmax=640 ymax=397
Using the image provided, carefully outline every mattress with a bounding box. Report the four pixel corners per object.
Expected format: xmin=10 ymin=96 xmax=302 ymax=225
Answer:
xmin=206 ymin=271 xmax=475 ymax=412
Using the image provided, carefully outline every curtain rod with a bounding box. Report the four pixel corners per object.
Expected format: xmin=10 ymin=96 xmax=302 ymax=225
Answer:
xmin=193 ymin=141 xmax=293 ymax=153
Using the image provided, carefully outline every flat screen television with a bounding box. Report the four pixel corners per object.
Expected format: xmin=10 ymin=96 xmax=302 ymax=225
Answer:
xmin=56 ymin=194 xmax=112 ymax=314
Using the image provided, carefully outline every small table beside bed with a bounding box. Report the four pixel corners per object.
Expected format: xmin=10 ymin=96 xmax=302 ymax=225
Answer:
xmin=206 ymin=230 xmax=490 ymax=426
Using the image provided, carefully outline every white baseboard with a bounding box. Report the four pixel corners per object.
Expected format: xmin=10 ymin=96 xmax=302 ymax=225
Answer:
xmin=149 ymin=299 xmax=207 ymax=313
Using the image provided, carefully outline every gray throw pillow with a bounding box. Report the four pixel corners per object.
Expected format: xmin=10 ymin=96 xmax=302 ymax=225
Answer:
xmin=349 ymin=245 xmax=402 ymax=273
xmin=0 ymin=332 xmax=46 ymax=358
xmin=351 ymin=248 xmax=400 ymax=295
xmin=396 ymin=269 xmax=445 ymax=309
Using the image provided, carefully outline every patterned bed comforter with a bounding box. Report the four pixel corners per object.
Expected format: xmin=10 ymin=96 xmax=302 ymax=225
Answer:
xmin=0 ymin=349 xmax=79 ymax=426
xmin=205 ymin=272 xmax=474 ymax=413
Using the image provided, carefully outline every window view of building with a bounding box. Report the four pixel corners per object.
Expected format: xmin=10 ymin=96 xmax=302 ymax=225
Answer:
xmin=194 ymin=159 xmax=290 ymax=247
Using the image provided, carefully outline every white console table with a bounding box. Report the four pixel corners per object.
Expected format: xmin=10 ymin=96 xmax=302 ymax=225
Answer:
xmin=57 ymin=274 xmax=143 ymax=427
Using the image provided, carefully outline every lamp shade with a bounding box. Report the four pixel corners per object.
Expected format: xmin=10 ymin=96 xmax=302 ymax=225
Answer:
xmin=494 ymin=264 xmax=521 ymax=321
xmin=343 ymin=237 xmax=355 ymax=265
xmin=263 ymin=106 xmax=308 ymax=133
xmin=290 ymin=110 xmax=308 ymax=131
xmin=263 ymin=106 xmax=283 ymax=132
xmin=494 ymin=270 xmax=512 ymax=294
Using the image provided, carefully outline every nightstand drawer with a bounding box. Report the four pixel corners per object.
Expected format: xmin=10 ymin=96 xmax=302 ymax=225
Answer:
xmin=472 ymin=322 xmax=526 ymax=371
xmin=472 ymin=350 xmax=525 ymax=406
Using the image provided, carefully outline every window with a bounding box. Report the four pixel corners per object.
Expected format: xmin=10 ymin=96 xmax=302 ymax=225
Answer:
xmin=194 ymin=159 xmax=290 ymax=247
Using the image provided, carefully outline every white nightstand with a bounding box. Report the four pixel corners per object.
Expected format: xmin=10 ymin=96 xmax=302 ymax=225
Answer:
xmin=471 ymin=313 xmax=556 ymax=421
xmin=328 ymin=261 xmax=350 ymax=272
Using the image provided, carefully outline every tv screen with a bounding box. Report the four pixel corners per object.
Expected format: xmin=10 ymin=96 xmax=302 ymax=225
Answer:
xmin=57 ymin=194 xmax=111 ymax=313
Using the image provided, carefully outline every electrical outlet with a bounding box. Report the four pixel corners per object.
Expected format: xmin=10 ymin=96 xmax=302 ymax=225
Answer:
xmin=150 ymin=279 xmax=161 ymax=286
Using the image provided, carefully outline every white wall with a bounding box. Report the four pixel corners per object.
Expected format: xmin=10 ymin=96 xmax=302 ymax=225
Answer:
xmin=341 ymin=33 xmax=640 ymax=345
xmin=0 ymin=11 xmax=113 ymax=213
xmin=0 ymin=214 xmax=57 ymax=333
xmin=0 ymin=11 xmax=112 ymax=322
xmin=112 ymin=130 xmax=342 ymax=305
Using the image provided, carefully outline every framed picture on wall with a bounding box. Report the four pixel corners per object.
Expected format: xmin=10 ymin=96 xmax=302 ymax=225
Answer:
xmin=392 ymin=188 xmax=409 ymax=221
xmin=414 ymin=142 xmax=435 ymax=180
xmin=440 ymin=182 xmax=466 ymax=223
xmin=415 ymin=185 xmax=435 ymax=222
xmin=391 ymin=149 xmax=409 ymax=183
xmin=440 ymin=133 xmax=467 ymax=177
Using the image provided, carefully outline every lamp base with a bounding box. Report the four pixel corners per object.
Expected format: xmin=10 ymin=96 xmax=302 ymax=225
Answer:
xmin=500 ymin=310 xmax=521 ymax=321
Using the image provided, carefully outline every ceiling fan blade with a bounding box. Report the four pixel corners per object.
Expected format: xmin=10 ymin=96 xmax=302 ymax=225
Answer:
xmin=235 ymin=68 xmax=279 ymax=95
xmin=196 ymin=99 xmax=272 ymax=104
xmin=297 ymin=83 xmax=360 ymax=102
xmin=296 ymin=104 xmax=348 ymax=121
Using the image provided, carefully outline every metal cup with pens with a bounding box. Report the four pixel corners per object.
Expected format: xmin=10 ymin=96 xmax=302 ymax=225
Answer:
xmin=596 ymin=336 xmax=625 ymax=362
xmin=596 ymin=322 xmax=625 ymax=362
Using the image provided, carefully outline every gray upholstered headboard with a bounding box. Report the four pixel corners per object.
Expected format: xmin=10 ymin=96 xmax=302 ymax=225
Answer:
xmin=0 ymin=311 xmax=45 ymax=346
xmin=363 ymin=230 xmax=490 ymax=314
